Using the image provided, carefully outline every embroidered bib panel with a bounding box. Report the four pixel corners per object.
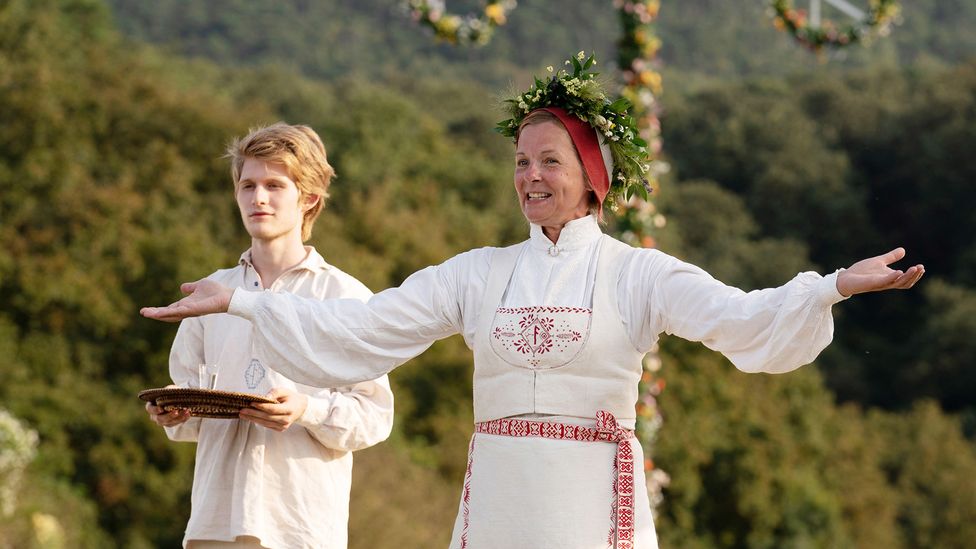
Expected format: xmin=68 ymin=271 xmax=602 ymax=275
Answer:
xmin=472 ymin=236 xmax=645 ymax=424
xmin=489 ymin=306 xmax=592 ymax=369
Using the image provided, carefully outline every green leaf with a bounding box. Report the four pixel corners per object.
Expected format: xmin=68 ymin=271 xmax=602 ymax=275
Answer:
xmin=637 ymin=182 xmax=650 ymax=201
xmin=609 ymin=98 xmax=631 ymax=113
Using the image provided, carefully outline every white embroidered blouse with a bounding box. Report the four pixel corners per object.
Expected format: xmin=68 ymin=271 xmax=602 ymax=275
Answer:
xmin=227 ymin=216 xmax=848 ymax=392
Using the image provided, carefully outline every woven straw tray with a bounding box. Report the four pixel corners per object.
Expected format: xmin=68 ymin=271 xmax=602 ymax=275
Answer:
xmin=139 ymin=387 xmax=276 ymax=419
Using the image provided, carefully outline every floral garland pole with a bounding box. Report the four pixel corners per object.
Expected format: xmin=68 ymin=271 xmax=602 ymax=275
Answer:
xmin=613 ymin=0 xmax=670 ymax=516
xmin=406 ymin=0 xmax=517 ymax=45
xmin=770 ymin=0 xmax=900 ymax=52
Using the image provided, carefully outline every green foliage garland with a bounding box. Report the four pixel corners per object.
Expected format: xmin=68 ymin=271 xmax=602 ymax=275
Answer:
xmin=406 ymin=0 xmax=517 ymax=45
xmin=496 ymin=51 xmax=653 ymax=207
xmin=771 ymin=0 xmax=900 ymax=51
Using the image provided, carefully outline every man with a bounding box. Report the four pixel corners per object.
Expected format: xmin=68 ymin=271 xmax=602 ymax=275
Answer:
xmin=146 ymin=123 xmax=394 ymax=549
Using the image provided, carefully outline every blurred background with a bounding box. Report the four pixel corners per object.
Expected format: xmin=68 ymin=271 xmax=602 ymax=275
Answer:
xmin=1 ymin=0 xmax=974 ymax=547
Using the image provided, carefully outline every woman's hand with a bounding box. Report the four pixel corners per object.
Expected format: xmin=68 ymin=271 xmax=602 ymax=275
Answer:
xmin=836 ymin=247 xmax=925 ymax=297
xmin=140 ymin=279 xmax=235 ymax=322
xmin=239 ymin=388 xmax=309 ymax=432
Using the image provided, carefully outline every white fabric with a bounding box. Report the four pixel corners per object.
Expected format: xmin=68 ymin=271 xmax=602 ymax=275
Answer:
xmin=227 ymin=215 xmax=847 ymax=546
xmin=452 ymin=232 xmax=657 ymax=548
xmin=186 ymin=536 xmax=266 ymax=549
xmin=488 ymin=304 xmax=592 ymax=369
xmin=166 ymin=247 xmax=394 ymax=549
xmin=474 ymin=235 xmax=645 ymax=426
xmin=452 ymin=429 xmax=657 ymax=549
xmin=228 ymin=215 xmax=848 ymax=390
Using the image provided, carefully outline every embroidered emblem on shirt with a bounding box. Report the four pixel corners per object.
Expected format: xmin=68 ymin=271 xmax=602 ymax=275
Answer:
xmin=491 ymin=306 xmax=591 ymax=369
xmin=245 ymin=359 xmax=266 ymax=389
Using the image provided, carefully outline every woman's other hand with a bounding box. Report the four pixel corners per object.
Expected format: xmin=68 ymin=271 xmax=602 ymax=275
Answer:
xmin=836 ymin=247 xmax=925 ymax=297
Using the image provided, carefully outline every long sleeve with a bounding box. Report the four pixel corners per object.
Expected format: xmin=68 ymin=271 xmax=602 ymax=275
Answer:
xmin=620 ymin=249 xmax=848 ymax=373
xmin=296 ymin=376 xmax=395 ymax=452
xmin=163 ymin=318 xmax=204 ymax=441
xmin=229 ymin=249 xmax=489 ymax=388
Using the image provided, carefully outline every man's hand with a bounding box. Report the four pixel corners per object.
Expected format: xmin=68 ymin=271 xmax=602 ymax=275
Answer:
xmin=239 ymin=388 xmax=309 ymax=432
xmin=141 ymin=279 xmax=235 ymax=322
xmin=145 ymin=401 xmax=191 ymax=427
xmin=836 ymin=247 xmax=925 ymax=297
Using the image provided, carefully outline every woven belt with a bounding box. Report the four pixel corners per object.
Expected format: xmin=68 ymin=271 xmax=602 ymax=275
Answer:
xmin=474 ymin=410 xmax=637 ymax=549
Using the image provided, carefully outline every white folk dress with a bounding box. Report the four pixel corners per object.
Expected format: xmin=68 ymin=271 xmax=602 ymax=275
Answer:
xmin=228 ymin=216 xmax=848 ymax=548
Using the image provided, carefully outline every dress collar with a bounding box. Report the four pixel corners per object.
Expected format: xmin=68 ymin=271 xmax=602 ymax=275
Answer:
xmin=529 ymin=215 xmax=602 ymax=256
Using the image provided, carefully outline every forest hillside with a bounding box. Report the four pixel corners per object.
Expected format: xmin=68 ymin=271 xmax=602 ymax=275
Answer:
xmin=1 ymin=1 xmax=974 ymax=547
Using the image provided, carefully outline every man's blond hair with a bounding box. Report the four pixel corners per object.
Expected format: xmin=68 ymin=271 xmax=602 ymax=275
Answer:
xmin=227 ymin=123 xmax=335 ymax=241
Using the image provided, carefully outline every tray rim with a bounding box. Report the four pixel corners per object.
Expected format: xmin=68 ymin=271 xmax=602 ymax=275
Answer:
xmin=138 ymin=386 xmax=276 ymax=404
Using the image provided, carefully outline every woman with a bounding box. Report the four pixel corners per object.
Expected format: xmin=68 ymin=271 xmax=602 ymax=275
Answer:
xmin=143 ymin=54 xmax=923 ymax=549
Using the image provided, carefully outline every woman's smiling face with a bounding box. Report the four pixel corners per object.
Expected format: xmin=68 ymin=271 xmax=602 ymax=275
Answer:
xmin=514 ymin=120 xmax=592 ymax=241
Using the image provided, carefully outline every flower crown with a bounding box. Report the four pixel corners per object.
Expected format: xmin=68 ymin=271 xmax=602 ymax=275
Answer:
xmin=495 ymin=51 xmax=652 ymax=207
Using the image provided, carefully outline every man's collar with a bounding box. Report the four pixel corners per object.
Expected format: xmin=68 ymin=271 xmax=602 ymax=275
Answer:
xmin=238 ymin=246 xmax=329 ymax=273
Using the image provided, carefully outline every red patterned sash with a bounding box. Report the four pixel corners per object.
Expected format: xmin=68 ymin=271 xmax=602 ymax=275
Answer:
xmin=471 ymin=410 xmax=637 ymax=549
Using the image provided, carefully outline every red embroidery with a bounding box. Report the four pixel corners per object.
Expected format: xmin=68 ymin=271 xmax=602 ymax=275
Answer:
xmin=474 ymin=411 xmax=636 ymax=549
xmin=492 ymin=306 xmax=590 ymax=363
xmin=460 ymin=435 xmax=476 ymax=549
xmin=615 ymin=433 xmax=636 ymax=549
xmin=497 ymin=306 xmax=591 ymax=314
xmin=493 ymin=326 xmax=515 ymax=338
xmin=555 ymin=330 xmax=583 ymax=342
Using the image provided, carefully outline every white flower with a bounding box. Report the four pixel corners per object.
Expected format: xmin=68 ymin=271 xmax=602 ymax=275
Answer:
xmin=650 ymin=160 xmax=671 ymax=176
xmin=577 ymin=50 xmax=586 ymax=60
xmin=546 ymin=65 xmax=553 ymax=73
xmin=643 ymin=355 xmax=662 ymax=372
xmin=562 ymin=77 xmax=584 ymax=95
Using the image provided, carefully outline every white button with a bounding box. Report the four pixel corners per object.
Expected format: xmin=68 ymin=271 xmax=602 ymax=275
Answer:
xmin=548 ymin=245 xmax=560 ymax=257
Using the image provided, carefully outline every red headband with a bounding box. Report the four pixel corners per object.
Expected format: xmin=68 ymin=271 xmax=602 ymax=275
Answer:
xmin=539 ymin=107 xmax=610 ymax=207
